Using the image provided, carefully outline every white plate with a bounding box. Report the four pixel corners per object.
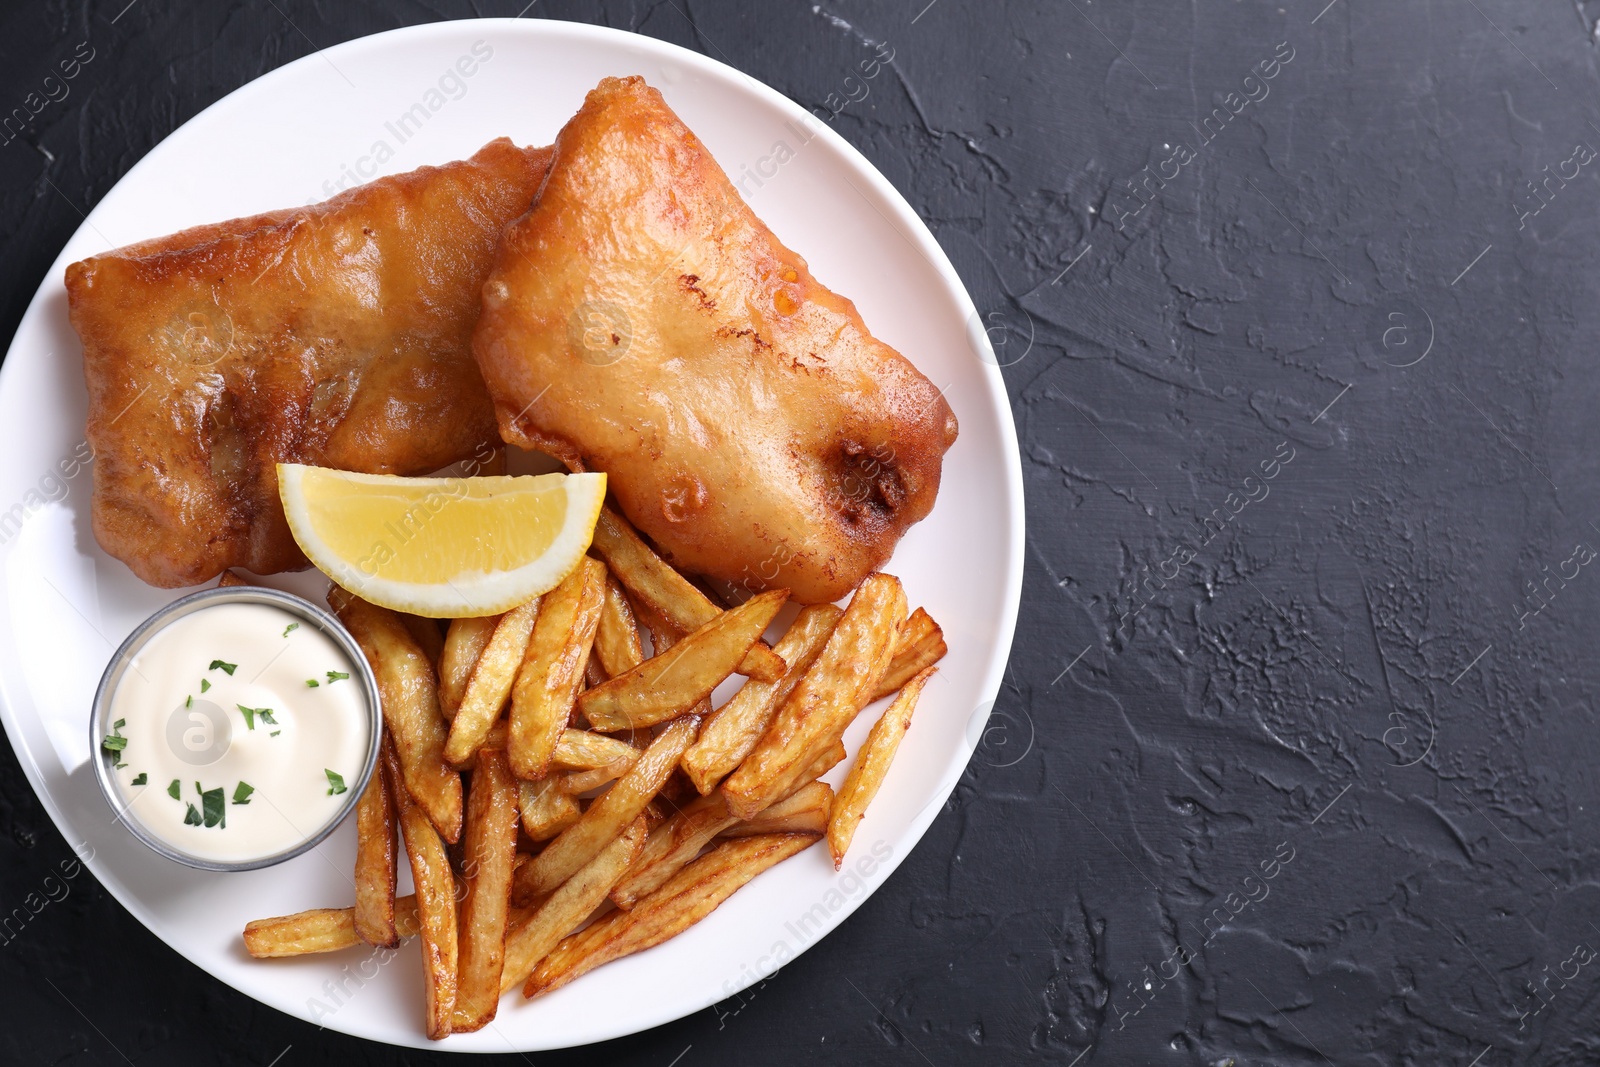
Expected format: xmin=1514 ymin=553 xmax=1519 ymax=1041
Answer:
xmin=0 ymin=18 xmax=1022 ymax=1051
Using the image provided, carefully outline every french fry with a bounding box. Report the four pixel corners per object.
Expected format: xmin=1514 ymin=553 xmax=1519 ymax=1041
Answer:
xmin=722 ymin=574 xmax=906 ymax=819
xmin=723 ymin=781 xmax=833 ymax=837
xmin=514 ymin=714 xmax=701 ymax=903
xmin=681 ymin=604 xmax=841 ymax=794
xmin=509 ymin=557 xmax=607 ymax=779
xmin=593 ymin=574 xmax=645 ymax=678
xmin=829 ymin=667 xmax=934 ymax=868
xmin=450 ymin=749 xmax=520 ymax=1033
xmin=590 ymin=507 xmax=786 ymax=682
xmin=244 ymin=896 xmax=422 ymax=957
xmin=523 ymin=833 xmax=817 ymax=998
xmin=332 ymin=589 xmax=463 ymax=842
xmin=560 ymin=759 xmax=635 ymax=795
xmin=403 ymin=614 xmax=447 ymax=667
xmin=553 ymin=729 xmax=639 ymax=770
xmin=439 ymin=615 xmax=501 ymax=719
xmin=400 ymin=803 xmax=459 ymax=1039
xmin=518 ymin=777 xmax=582 ymax=841
xmin=610 ymin=791 xmax=739 ymax=910
xmin=217 ymin=569 xmax=251 ymax=588
xmin=353 ymin=745 xmax=398 ymax=947
xmin=443 ymin=598 xmax=540 ymax=766
xmin=793 ymin=738 xmax=847 ymax=790
xmin=500 ymin=818 xmax=647 ymax=994
xmin=579 ymin=589 xmax=788 ymax=732
xmin=872 ymin=608 xmax=946 ymax=700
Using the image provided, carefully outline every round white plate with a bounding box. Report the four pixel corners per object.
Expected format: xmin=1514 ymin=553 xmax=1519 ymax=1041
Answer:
xmin=0 ymin=18 xmax=1022 ymax=1052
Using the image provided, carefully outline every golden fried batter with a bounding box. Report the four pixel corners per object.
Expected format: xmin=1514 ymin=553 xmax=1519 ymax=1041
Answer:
xmin=472 ymin=78 xmax=957 ymax=604
xmin=67 ymin=139 xmax=551 ymax=587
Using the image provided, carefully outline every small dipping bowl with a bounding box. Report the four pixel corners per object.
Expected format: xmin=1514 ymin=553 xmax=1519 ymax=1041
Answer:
xmin=90 ymin=586 xmax=382 ymax=872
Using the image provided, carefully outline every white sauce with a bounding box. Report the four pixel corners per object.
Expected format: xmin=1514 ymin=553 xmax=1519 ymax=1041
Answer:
xmin=106 ymin=602 xmax=371 ymax=864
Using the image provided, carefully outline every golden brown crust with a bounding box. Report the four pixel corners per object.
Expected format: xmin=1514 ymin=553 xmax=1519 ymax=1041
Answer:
xmin=68 ymin=139 xmax=552 ymax=587
xmin=472 ymin=77 xmax=957 ymax=604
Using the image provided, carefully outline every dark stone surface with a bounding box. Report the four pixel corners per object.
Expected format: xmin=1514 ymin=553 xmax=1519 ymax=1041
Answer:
xmin=3 ymin=0 xmax=1600 ymax=1063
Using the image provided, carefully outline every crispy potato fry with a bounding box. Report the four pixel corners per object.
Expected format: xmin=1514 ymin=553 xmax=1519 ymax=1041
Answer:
xmin=444 ymin=598 xmax=540 ymax=766
xmin=524 ymin=833 xmax=817 ymax=998
xmin=610 ymin=790 xmax=738 ymax=910
xmin=593 ymin=574 xmax=645 ymax=678
xmin=722 ymin=575 xmax=905 ymax=819
xmin=793 ymin=739 xmax=847 ymax=790
xmin=518 ymin=777 xmax=582 ymax=841
xmin=403 ymin=614 xmax=447 ymax=667
xmin=451 ymin=748 xmax=520 ymax=1033
xmin=579 ymin=589 xmax=788 ymax=732
xmin=514 ymin=714 xmax=700 ymax=903
xmin=217 ymin=569 xmax=252 ymax=588
xmin=681 ymin=604 xmax=841 ymax=794
xmin=829 ymin=667 xmax=934 ymax=868
xmin=559 ymin=759 xmax=635 ymax=795
xmin=590 ymin=507 xmax=785 ymax=682
xmin=439 ymin=615 xmax=501 ymax=719
xmin=872 ymin=607 xmax=946 ymax=700
xmin=510 ymin=558 xmax=607 ymax=779
xmin=643 ymin=798 xmax=669 ymax=829
xmin=244 ymin=896 xmax=422 ymax=957
xmin=723 ymin=781 xmax=833 ymax=837
xmin=500 ymin=818 xmax=646 ymax=994
xmin=354 ymin=745 xmax=398 ymax=947
xmin=553 ymin=729 xmax=639 ymax=770
xmin=332 ymin=589 xmax=463 ymax=842
xmin=400 ymin=803 xmax=459 ymax=1039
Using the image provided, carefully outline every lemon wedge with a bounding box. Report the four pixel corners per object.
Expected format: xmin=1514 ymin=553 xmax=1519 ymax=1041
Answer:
xmin=279 ymin=463 xmax=606 ymax=618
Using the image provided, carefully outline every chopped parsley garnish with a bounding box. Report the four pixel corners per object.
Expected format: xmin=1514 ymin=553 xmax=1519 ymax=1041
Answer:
xmin=324 ymin=769 xmax=348 ymax=796
xmin=282 ymin=622 xmax=299 ymax=637
xmin=185 ymin=694 xmax=193 ymax=708
xmin=183 ymin=804 xmax=202 ymax=826
xmin=130 ymin=772 xmax=147 ymax=786
xmin=269 ymin=730 xmax=281 ymax=737
xmin=326 ymin=670 xmax=350 ymax=684
xmin=305 ymin=679 xmax=320 ymax=688
xmin=232 ymin=781 xmax=254 ymax=805
xmin=167 ymin=779 xmax=181 ymax=800
xmin=101 ymin=720 xmax=128 ymax=767
xmin=236 ymin=705 xmax=274 ymax=730
xmin=200 ymin=679 xmax=211 ymax=693
xmin=209 ymin=660 xmax=237 ymax=675
xmin=201 ymin=786 xmax=225 ymax=828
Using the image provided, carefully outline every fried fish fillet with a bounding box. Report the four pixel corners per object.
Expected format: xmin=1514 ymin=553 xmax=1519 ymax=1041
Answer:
xmin=472 ymin=78 xmax=957 ymax=604
xmin=66 ymin=139 xmax=551 ymax=587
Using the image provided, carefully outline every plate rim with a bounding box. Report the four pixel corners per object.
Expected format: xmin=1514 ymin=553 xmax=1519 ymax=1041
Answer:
xmin=0 ymin=16 xmax=1025 ymax=1052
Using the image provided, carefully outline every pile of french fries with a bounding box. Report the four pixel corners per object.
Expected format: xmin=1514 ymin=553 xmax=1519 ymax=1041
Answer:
xmin=241 ymin=507 xmax=947 ymax=1039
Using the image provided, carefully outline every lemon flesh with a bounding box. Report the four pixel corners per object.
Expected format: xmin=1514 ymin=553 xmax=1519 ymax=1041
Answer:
xmin=279 ymin=464 xmax=607 ymax=618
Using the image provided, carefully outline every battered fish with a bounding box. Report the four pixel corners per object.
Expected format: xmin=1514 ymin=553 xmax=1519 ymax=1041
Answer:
xmin=472 ymin=78 xmax=957 ymax=604
xmin=67 ymin=139 xmax=551 ymax=587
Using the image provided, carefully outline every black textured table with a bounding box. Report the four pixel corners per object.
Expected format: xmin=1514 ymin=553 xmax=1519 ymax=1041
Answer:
xmin=4 ymin=1 xmax=1599 ymax=1064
